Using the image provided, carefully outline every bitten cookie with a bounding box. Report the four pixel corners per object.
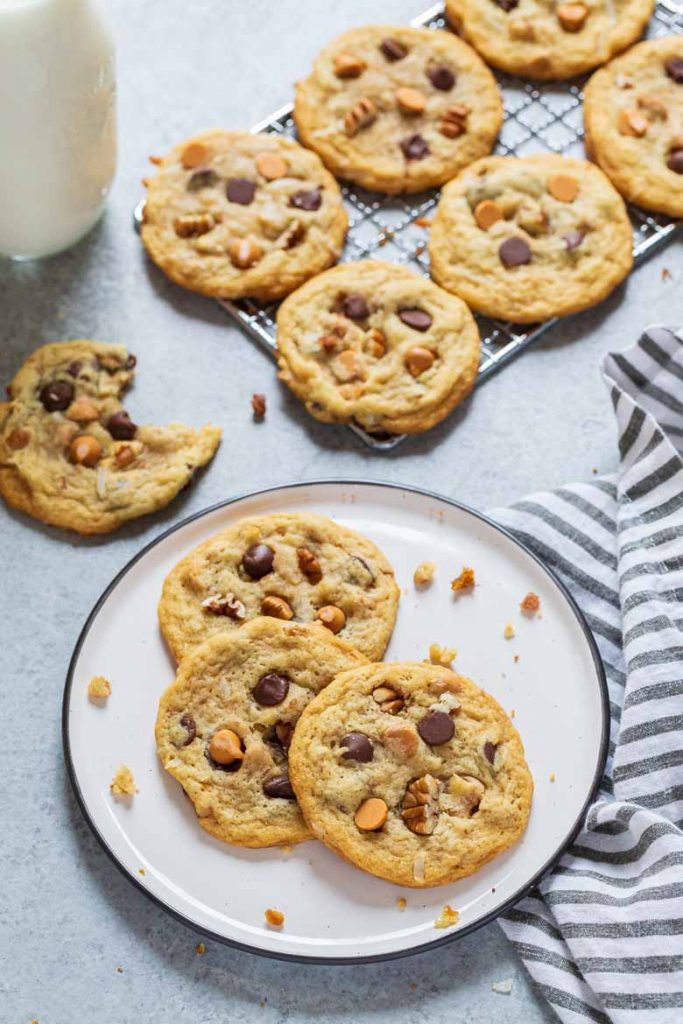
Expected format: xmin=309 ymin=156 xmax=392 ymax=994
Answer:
xmin=0 ymin=341 xmax=221 ymax=534
xmin=429 ymin=154 xmax=633 ymax=323
xmin=446 ymin=0 xmax=654 ymax=81
xmin=158 ymin=512 xmax=400 ymax=663
xmin=140 ymin=130 xmax=348 ymax=300
xmin=289 ymin=662 xmax=533 ymax=887
xmin=155 ymin=618 xmax=367 ymax=848
xmin=584 ymin=37 xmax=683 ymax=218
xmin=276 ymin=261 xmax=481 ymax=435
xmin=294 ymin=25 xmax=502 ymax=194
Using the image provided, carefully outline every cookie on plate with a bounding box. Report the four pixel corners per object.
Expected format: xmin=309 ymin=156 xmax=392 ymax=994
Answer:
xmin=156 ymin=618 xmax=367 ymax=848
xmin=276 ymin=261 xmax=481 ymax=435
xmin=289 ymin=662 xmax=533 ymax=887
xmin=294 ymin=25 xmax=502 ymax=194
xmin=584 ymin=37 xmax=683 ymax=218
xmin=429 ymin=154 xmax=633 ymax=323
xmin=158 ymin=512 xmax=400 ymax=663
xmin=140 ymin=130 xmax=348 ymax=300
xmin=446 ymin=0 xmax=654 ymax=81
xmin=0 ymin=341 xmax=221 ymax=534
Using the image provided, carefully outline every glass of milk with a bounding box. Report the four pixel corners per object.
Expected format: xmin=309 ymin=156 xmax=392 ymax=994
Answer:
xmin=0 ymin=0 xmax=116 ymax=259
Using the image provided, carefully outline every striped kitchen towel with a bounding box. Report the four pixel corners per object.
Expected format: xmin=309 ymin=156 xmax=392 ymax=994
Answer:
xmin=495 ymin=325 xmax=683 ymax=1023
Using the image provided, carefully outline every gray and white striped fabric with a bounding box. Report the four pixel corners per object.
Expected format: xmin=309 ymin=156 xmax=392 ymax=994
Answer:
xmin=494 ymin=325 xmax=683 ymax=1023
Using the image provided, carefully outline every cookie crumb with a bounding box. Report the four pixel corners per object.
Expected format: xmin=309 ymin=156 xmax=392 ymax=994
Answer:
xmin=492 ymin=978 xmax=514 ymax=995
xmin=503 ymin=623 xmax=515 ymax=640
xmin=429 ymin=643 xmax=457 ymax=667
xmin=513 ymin=655 xmax=519 ymax=663
xmin=149 ymin=154 xmax=162 ymax=165
xmin=434 ymin=905 xmax=460 ymax=929
xmin=138 ymin=867 xmax=145 ymax=876
xmin=116 ymin=967 xmax=123 ymax=974
xmin=88 ymin=675 xmax=111 ymax=701
xmin=520 ymin=591 xmax=540 ymax=615
xmin=414 ymin=561 xmax=435 ymax=586
xmin=195 ymin=942 xmax=206 ymax=956
xmin=451 ymin=567 xmax=475 ymax=593
xmin=592 ymin=467 xmax=599 ymax=474
xmin=251 ymin=393 xmax=266 ymax=420
xmin=550 ymin=772 xmax=556 ymax=782
xmin=396 ymin=897 xmax=407 ymax=910
xmin=662 ymin=267 xmax=671 ymax=281
xmin=410 ymin=982 xmax=418 ymax=991
xmin=414 ymin=216 xmax=432 ymax=227
xmin=510 ymin=709 xmax=516 ymax=719
xmin=264 ymin=908 xmax=285 ymax=928
xmin=110 ymin=765 xmax=136 ymax=797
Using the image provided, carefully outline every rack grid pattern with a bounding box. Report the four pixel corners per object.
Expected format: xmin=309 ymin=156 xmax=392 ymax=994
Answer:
xmin=173 ymin=1 xmax=683 ymax=450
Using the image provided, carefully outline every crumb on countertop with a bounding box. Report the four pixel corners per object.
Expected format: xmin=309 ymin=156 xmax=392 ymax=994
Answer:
xmin=662 ymin=267 xmax=671 ymax=281
xmin=550 ymin=772 xmax=556 ymax=783
xmin=251 ymin=393 xmax=266 ymax=420
xmin=492 ymin=978 xmax=514 ymax=995
xmin=429 ymin=643 xmax=457 ymax=667
xmin=110 ymin=765 xmax=136 ymax=797
xmin=513 ymin=654 xmax=520 ymax=663
xmin=264 ymin=908 xmax=284 ymax=928
xmin=138 ymin=867 xmax=145 ymax=876
xmin=434 ymin=905 xmax=460 ymax=929
xmin=414 ymin=561 xmax=435 ymax=587
xmin=503 ymin=623 xmax=515 ymax=640
xmin=520 ymin=591 xmax=540 ymax=616
xmin=451 ymin=567 xmax=475 ymax=593
xmin=195 ymin=942 xmax=206 ymax=956
xmin=88 ymin=675 xmax=111 ymax=701
xmin=397 ymin=897 xmax=407 ymax=911
xmin=116 ymin=967 xmax=123 ymax=974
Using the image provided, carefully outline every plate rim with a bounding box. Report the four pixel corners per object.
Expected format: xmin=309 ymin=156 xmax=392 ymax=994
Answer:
xmin=62 ymin=478 xmax=610 ymax=965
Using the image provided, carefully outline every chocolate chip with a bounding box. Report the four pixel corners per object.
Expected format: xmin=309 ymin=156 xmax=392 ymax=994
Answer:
xmin=242 ymin=542 xmax=275 ymax=579
xmin=66 ymin=361 xmax=82 ymax=378
xmin=428 ymin=65 xmax=455 ymax=90
xmin=180 ymin=713 xmax=196 ymax=745
xmin=340 ymin=732 xmax=374 ymax=762
xmin=563 ymin=229 xmax=585 ymax=251
xmin=398 ymin=308 xmax=433 ymax=331
xmin=665 ymin=57 xmax=683 ymax=83
xmin=39 ymin=380 xmax=74 ymax=412
xmin=290 ymin=188 xmax=322 ymax=211
xmin=126 ymin=354 xmax=137 ymax=370
xmin=107 ymin=410 xmax=137 ymax=440
xmin=495 ymin=0 xmax=519 ymax=9
xmin=484 ymin=740 xmax=498 ymax=764
xmin=418 ymin=710 xmax=455 ymax=745
xmin=400 ymin=134 xmax=430 ymax=161
xmin=187 ymin=168 xmax=220 ymax=191
xmin=341 ymin=292 xmax=369 ymax=320
xmin=263 ymin=773 xmax=295 ymax=799
xmin=253 ymin=672 xmax=290 ymax=706
xmin=667 ymin=149 xmax=683 ymax=174
xmin=381 ymin=37 xmax=408 ymax=61
xmin=499 ymin=236 xmax=531 ymax=268
xmin=226 ymin=178 xmax=256 ymax=205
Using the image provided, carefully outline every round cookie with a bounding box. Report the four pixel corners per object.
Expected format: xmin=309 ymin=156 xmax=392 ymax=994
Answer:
xmin=158 ymin=512 xmax=400 ymax=663
xmin=289 ymin=662 xmax=533 ymax=887
xmin=429 ymin=154 xmax=633 ymax=323
xmin=140 ymin=130 xmax=348 ymax=300
xmin=294 ymin=25 xmax=502 ymax=194
xmin=584 ymin=37 xmax=683 ymax=218
xmin=0 ymin=341 xmax=221 ymax=535
xmin=276 ymin=261 xmax=481 ymax=435
xmin=446 ymin=0 xmax=655 ymax=81
xmin=155 ymin=618 xmax=368 ymax=848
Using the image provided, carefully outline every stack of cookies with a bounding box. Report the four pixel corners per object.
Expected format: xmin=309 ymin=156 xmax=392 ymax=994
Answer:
xmin=155 ymin=512 xmax=533 ymax=887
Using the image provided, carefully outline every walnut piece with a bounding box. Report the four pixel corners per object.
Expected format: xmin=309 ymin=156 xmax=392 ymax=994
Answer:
xmin=402 ymin=774 xmax=442 ymax=835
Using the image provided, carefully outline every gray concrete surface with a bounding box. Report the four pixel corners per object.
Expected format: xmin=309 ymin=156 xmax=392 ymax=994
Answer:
xmin=1 ymin=1 xmax=681 ymax=1022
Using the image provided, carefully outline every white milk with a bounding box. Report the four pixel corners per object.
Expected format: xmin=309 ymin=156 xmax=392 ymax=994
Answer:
xmin=0 ymin=0 xmax=116 ymax=258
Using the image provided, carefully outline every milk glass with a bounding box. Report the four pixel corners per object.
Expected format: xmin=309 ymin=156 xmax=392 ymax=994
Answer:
xmin=0 ymin=0 xmax=116 ymax=259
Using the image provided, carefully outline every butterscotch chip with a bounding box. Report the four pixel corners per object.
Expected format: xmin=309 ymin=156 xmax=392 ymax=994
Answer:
xmin=414 ymin=561 xmax=435 ymax=586
xmin=520 ymin=591 xmax=540 ymax=615
xmin=333 ymin=53 xmax=367 ymax=78
xmin=434 ymin=905 xmax=460 ymax=929
xmin=617 ymin=109 xmax=648 ymax=137
xmin=66 ymin=396 xmax=100 ymax=422
xmin=316 ymin=605 xmax=346 ymax=634
xmin=474 ymin=199 xmax=503 ymax=230
xmin=556 ymin=3 xmax=588 ymax=31
xmin=88 ymin=675 xmax=112 ymax=700
xmin=111 ymin=765 xmax=136 ymax=797
xmin=396 ymin=87 xmax=427 ymax=114
xmin=228 ymin=237 xmax=263 ymax=269
xmin=451 ymin=567 xmax=475 ymax=592
xmin=637 ymin=94 xmax=667 ymax=120
xmin=181 ymin=142 xmax=210 ymax=168
xmin=508 ymin=18 xmax=536 ymax=41
xmin=69 ymin=435 xmax=102 ymax=467
xmin=354 ymin=797 xmax=388 ymax=831
xmin=364 ymin=328 xmax=387 ymax=359
xmin=405 ymin=346 xmax=435 ymax=377
xmin=255 ymin=152 xmax=289 ymax=180
xmin=547 ymin=174 xmax=579 ymax=202
xmin=208 ymin=728 xmax=244 ymax=765
xmin=338 ymin=383 xmax=364 ymax=401
xmin=264 ymin=908 xmax=285 ymax=927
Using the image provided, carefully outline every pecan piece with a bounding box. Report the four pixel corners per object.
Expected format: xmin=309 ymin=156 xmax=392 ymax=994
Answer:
xmin=174 ymin=212 xmax=216 ymax=238
xmin=344 ymin=97 xmax=377 ymax=137
xmin=402 ymin=774 xmax=442 ymax=835
xmin=297 ymin=546 xmax=322 ymax=583
xmin=440 ymin=105 xmax=468 ymax=139
xmin=201 ymin=592 xmax=246 ymax=619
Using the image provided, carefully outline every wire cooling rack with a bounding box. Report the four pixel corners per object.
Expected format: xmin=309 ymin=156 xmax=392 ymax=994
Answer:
xmin=136 ymin=0 xmax=682 ymax=450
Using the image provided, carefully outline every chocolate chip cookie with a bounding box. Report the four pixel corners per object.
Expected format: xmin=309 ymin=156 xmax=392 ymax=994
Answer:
xmin=140 ymin=130 xmax=348 ymax=300
xmin=155 ymin=618 xmax=367 ymax=848
xmin=158 ymin=512 xmax=400 ymax=663
xmin=429 ymin=154 xmax=633 ymax=323
xmin=276 ymin=261 xmax=481 ymax=435
xmin=584 ymin=37 xmax=683 ymax=218
xmin=294 ymin=25 xmax=502 ymax=194
xmin=0 ymin=341 xmax=221 ymax=534
xmin=289 ymin=662 xmax=533 ymax=887
xmin=446 ymin=0 xmax=654 ymax=81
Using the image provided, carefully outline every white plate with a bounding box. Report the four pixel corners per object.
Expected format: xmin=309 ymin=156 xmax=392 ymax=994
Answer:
xmin=63 ymin=481 xmax=608 ymax=963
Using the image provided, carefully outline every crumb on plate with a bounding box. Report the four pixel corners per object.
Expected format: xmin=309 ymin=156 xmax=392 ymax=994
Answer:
xmin=88 ymin=675 xmax=111 ymax=701
xmin=397 ymin=897 xmax=407 ymax=911
xmin=434 ymin=905 xmax=460 ymax=929
xmin=110 ymin=765 xmax=136 ymax=797
xmin=503 ymin=623 xmax=515 ymax=640
xmin=520 ymin=591 xmax=540 ymax=615
xmin=414 ymin=561 xmax=435 ymax=587
xmin=264 ymin=908 xmax=284 ymax=928
xmin=451 ymin=567 xmax=475 ymax=593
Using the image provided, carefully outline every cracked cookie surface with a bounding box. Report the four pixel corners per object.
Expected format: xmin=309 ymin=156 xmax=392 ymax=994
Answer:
xmin=158 ymin=512 xmax=400 ymax=663
xmin=294 ymin=25 xmax=502 ymax=194
xmin=446 ymin=0 xmax=654 ymax=81
xmin=155 ymin=618 xmax=367 ymax=848
xmin=276 ymin=261 xmax=481 ymax=435
xmin=0 ymin=341 xmax=221 ymax=534
xmin=140 ymin=130 xmax=348 ymax=300
xmin=584 ymin=37 xmax=683 ymax=218
xmin=429 ymin=154 xmax=633 ymax=323
xmin=289 ymin=662 xmax=533 ymax=887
